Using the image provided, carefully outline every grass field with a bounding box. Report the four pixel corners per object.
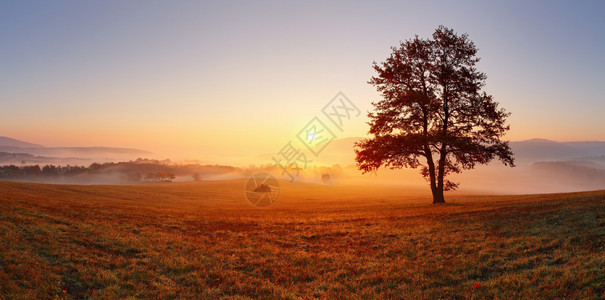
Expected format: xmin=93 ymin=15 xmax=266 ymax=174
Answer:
xmin=0 ymin=180 xmax=604 ymax=299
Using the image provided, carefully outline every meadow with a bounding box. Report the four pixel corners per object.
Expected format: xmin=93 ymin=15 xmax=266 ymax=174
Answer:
xmin=0 ymin=180 xmax=603 ymax=299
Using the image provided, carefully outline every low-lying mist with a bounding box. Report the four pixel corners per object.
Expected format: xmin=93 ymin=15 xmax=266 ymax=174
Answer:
xmin=278 ymin=161 xmax=605 ymax=195
xmin=2 ymin=158 xmax=604 ymax=195
xmin=2 ymin=136 xmax=605 ymax=195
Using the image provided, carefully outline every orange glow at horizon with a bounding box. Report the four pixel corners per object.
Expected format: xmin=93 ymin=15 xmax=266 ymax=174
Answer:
xmin=2 ymin=2 xmax=605 ymax=166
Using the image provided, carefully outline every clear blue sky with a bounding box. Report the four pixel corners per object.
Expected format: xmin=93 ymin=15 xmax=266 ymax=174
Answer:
xmin=1 ymin=1 xmax=604 ymax=162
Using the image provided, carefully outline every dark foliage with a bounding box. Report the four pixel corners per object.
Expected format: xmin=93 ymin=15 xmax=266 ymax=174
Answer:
xmin=355 ymin=26 xmax=514 ymax=203
xmin=0 ymin=158 xmax=240 ymax=183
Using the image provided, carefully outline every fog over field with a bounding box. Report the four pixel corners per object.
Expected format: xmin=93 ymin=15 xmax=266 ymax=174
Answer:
xmin=295 ymin=137 xmax=605 ymax=194
xmin=1 ymin=136 xmax=604 ymax=194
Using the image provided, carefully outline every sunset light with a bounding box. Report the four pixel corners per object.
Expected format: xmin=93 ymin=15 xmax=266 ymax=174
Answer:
xmin=1 ymin=1 xmax=604 ymax=298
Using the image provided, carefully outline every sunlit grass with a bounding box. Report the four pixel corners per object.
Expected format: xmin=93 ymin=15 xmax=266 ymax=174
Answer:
xmin=0 ymin=180 xmax=603 ymax=298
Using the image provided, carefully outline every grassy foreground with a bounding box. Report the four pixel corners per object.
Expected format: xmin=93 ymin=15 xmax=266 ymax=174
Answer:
xmin=0 ymin=180 xmax=603 ymax=299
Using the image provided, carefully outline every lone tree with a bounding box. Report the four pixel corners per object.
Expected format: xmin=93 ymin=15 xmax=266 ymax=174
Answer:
xmin=355 ymin=26 xmax=514 ymax=204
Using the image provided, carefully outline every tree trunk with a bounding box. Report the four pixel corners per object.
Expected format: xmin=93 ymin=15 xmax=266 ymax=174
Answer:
xmin=432 ymin=186 xmax=446 ymax=204
xmin=435 ymin=147 xmax=447 ymax=204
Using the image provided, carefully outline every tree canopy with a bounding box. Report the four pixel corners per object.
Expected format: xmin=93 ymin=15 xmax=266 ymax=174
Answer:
xmin=355 ymin=26 xmax=514 ymax=204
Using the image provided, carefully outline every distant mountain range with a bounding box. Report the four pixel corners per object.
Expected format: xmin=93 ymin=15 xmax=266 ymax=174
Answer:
xmin=0 ymin=136 xmax=153 ymax=165
xmin=510 ymin=138 xmax=605 ymax=163
xmin=0 ymin=146 xmax=153 ymax=157
xmin=0 ymin=136 xmax=44 ymax=148
xmin=4 ymin=134 xmax=605 ymax=170
xmin=2 ymin=136 xmax=604 ymax=192
xmin=309 ymin=137 xmax=605 ymax=194
xmin=310 ymin=137 xmax=605 ymax=166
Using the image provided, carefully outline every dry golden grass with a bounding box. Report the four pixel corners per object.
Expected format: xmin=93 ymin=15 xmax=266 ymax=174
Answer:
xmin=0 ymin=180 xmax=604 ymax=299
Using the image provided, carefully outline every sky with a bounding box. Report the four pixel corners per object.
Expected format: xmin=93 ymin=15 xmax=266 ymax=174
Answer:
xmin=1 ymin=0 xmax=605 ymax=164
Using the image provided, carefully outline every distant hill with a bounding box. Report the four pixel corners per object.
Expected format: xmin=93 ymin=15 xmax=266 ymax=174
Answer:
xmin=509 ymin=139 xmax=605 ymax=163
xmin=38 ymin=147 xmax=152 ymax=156
xmin=0 ymin=147 xmax=153 ymax=163
xmin=315 ymin=137 xmax=605 ymax=166
xmin=0 ymin=136 xmax=44 ymax=148
xmin=0 ymin=137 xmax=153 ymax=164
xmin=0 ymin=151 xmax=92 ymax=165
